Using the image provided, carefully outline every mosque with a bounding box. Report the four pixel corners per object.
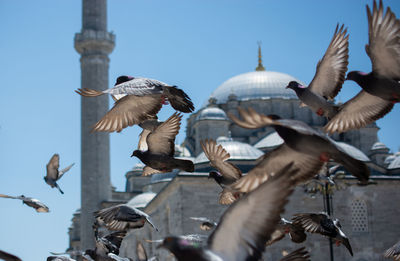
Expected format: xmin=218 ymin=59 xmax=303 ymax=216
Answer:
xmin=70 ymin=1 xmax=400 ymax=260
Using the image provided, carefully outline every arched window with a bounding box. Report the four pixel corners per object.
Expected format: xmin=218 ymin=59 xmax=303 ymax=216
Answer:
xmin=351 ymin=198 xmax=368 ymax=232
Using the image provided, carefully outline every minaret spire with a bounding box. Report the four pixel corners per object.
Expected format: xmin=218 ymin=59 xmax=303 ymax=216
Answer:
xmin=255 ymin=42 xmax=266 ymax=71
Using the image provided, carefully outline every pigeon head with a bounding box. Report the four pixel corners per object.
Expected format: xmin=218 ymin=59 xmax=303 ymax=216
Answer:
xmin=131 ymin=150 xmax=143 ymax=159
xmin=286 ymin=81 xmax=300 ymax=90
xmin=43 ymin=176 xmax=48 ymax=183
xmin=345 ymin=71 xmax=367 ymax=82
xmin=158 ymin=236 xmax=196 ymax=251
xmin=115 ymin=75 xmax=134 ymax=85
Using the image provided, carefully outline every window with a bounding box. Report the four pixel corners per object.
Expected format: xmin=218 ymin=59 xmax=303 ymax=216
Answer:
xmin=351 ymin=199 xmax=368 ymax=232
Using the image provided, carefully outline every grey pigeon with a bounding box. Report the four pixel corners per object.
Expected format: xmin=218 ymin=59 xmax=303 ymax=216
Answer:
xmin=190 ymin=217 xmax=218 ymax=231
xmin=47 ymin=256 xmax=76 ymax=261
xmin=94 ymin=204 xmax=158 ymax=232
xmin=137 ymin=119 xmax=163 ymax=151
xmin=157 ymin=163 xmax=298 ymax=261
xmin=279 ymin=247 xmax=311 ymax=261
xmin=286 ymin=24 xmax=349 ymax=119
xmin=44 ymin=153 xmax=74 ymax=194
xmin=266 ymin=217 xmax=307 ymax=246
xmin=292 ymin=212 xmax=353 ymax=256
xmin=0 ymin=250 xmax=21 ymax=261
xmin=76 ymin=75 xmax=194 ymax=133
xmin=0 ymin=194 xmax=49 ymax=213
xmin=229 ymin=107 xmax=370 ymax=184
xmin=131 ymin=112 xmax=194 ymax=176
xmin=94 ymin=231 xmax=127 ymax=257
xmin=200 ymin=139 xmax=243 ymax=204
xmin=146 ymin=234 xmax=208 ymax=244
xmin=325 ymin=0 xmax=400 ymax=133
xmin=384 ymin=240 xmax=400 ymax=260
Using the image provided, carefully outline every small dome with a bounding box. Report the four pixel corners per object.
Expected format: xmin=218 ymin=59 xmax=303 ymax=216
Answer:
xmin=208 ymin=71 xmax=302 ymax=104
xmin=195 ymin=136 xmax=263 ymax=164
xmin=334 ymin=141 xmax=370 ymax=162
xmin=384 ymin=155 xmax=396 ymax=165
xmin=127 ymin=192 xmax=156 ymax=208
xmin=371 ymin=142 xmax=388 ymax=150
xmin=196 ymin=107 xmax=228 ymax=121
xmin=254 ymin=132 xmax=284 ymax=149
xmin=388 ymin=152 xmax=400 ymax=169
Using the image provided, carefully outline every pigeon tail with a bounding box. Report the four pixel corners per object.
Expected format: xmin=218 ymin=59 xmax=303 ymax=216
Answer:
xmin=336 ymin=154 xmax=370 ymax=184
xmin=163 ymin=86 xmax=195 ymax=113
xmin=75 ymin=88 xmax=104 ymax=97
xmin=55 ymin=183 xmax=64 ymax=194
xmin=175 ymin=158 xmax=195 ymax=172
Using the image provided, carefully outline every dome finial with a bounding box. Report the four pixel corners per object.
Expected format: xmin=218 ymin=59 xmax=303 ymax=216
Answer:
xmin=255 ymin=41 xmax=265 ymax=71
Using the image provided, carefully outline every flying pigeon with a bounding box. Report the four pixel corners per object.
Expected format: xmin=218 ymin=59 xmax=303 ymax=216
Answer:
xmin=324 ymin=0 xmax=400 ymax=133
xmin=157 ymin=163 xmax=298 ymax=261
xmin=266 ymin=217 xmax=307 ymax=246
xmin=229 ymin=107 xmax=370 ymax=184
xmin=0 ymin=250 xmax=22 ymax=261
xmin=146 ymin=234 xmax=208 ymax=244
xmin=94 ymin=204 xmax=158 ymax=232
xmin=200 ymin=139 xmax=243 ymax=204
xmin=137 ymin=119 xmax=162 ymax=151
xmin=384 ymin=240 xmax=400 ymax=260
xmin=280 ymin=247 xmax=311 ymax=261
xmin=44 ymin=154 xmax=74 ymax=194
xmin=131 ymin=113 xmax=194 ymax=176
xmin=189 ymin=217 xmax=218 ymax=231
xmin=292 ymin=212 xmax=353 ymax=256
xmin=93 ymin=231 xmax=127 ymax=257
xmin=0 ymin=194 xmax=49 ymax=213
xmin=286 ymin=24 xmax=349 ymax=119
xmin=47 ymin=256 xmax=76 ymax=261
xmin=75 ymin=75 xmax=194 ymax=133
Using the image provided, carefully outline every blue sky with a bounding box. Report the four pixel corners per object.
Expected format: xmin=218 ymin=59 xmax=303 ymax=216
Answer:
xmin=0 ymin=1 xmax=399 ymax=260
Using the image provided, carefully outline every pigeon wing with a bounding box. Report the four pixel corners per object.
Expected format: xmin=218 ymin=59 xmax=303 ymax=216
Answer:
xmin=58 ymin=163 xmax=75 ymax=180
xmin=208 ymin=163 xmax=297 ymax=261
xmin=384 ymin=240 xmax=400 ymax=259
xmin=324 ymin=91 xmax=393 ymax=133
xmin=309 ymin=24 xmax=349 ymax=100
xmin=92 ymin=94 xmax=163 ymax=133
xmin=201 ymin=139 xmax=242 ymax=180
xmin=46 ymin=154 xmax=60 ymax=180
xmin=136 ymin=241 xmax=148 ymax=261
xmin=279 ymin=247 xmax=311 ymax=261
xmin=106 ymin=77 xmax=166 ymax=96
xmin=0 ymin=250 xmax=22 ymax=261
xmin=292 ymin=213 xmax=330 ymax=235
xmin=366 ymin=0 xmax=400 ymax=80
xmin=147 ymin=112 xmax=182 ymax=156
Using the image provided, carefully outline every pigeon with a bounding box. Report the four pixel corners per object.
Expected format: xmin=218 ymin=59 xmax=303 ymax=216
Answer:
xmin=190 ymin=217 xmax=218 ymax=231
xmin=94 ymin=204 xmax=158 ymax=232
xmin=292 ymin=212 xmax=353 ymax=256
xmin=47 ymin=256 xmax=76 ymax=261
xmin=279 ymin=247 xmax=311 ymax=261
xmin=324 ymin=0 xmax=400 ymax=133
xmin=131 ymin=113 xmax=194 ymax=176
xmin=0 ymin=250 xmax=22 ymax=261
xmin=384 ymin=240 xmax=400 ymax=260
xmin=93 ymin=231 xmax=127 ymax=257
xmin=76 ymin=75 xmax=194 ymax=133
xmin=266 ymin=217 xmax=307 ymax=246
xmin=286 ymin=24 xmax=349 ymax=119
xmin=44 ymin=154 xmax=74 ymax=194
xmin=229 ymin=107 xmax=370 ymax=184
xmin=200 ymin=139 xmax=243 ymax=204
xmin=157 ymin=163 xmax=298 ymax=261
xmin=137 ymin=119 xmax=163 ymax=151
xmin=0 ymin=194 xmax=49 ymax=213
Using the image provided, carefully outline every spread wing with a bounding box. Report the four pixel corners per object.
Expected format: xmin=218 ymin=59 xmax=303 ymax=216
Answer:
xmin=0 ymin=250 xmax=22 ymax=261
xmin=147 ymin=112 xmax=182 ymax=156
xmin=384 ymin=240 xmax=400 ymax=259
xmin=324 ymin=91 xmax=393 ymax=133
xmin=142 ymin=166 xmax=163 ymax=176
xmin=366 ymin=0 xmax=400 ymax=79
xmin=92 ymin=94 xmax=162 ymax=133
xmin=106 ymin=77 xmax=166 ymax=96
xmin=279 ymin=247 xmax=311 ymax=261
xmin=309 ymin=24 xmax=349 ymax=100
xmin=232 ymin=144 xmax=323 ymax=193
xmin=46 ymin=154 xmax=60 ymax=180
xmin=58 ymin=163 xmax=75 ymax=180
xmin=208 ymin=163 xmax=297 ymax=261
xmin=201 ymin=139 xmax=242 ymax=181
xmin=292 ymin=213 xmax=329 ymax=234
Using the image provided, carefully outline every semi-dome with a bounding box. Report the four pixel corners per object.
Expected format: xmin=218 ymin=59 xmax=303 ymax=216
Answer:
xmin=127 ymin=191 xmax=156 ymax=208
xmin=209 ymin=71 xmax=301 ymax=104
xmin=254 ymin=132 xmax=284 ymax=149
xmin=195 ymin=136 xmax=263 ymax=164
xmin=196 ymin=107 xmax=228 ymax=121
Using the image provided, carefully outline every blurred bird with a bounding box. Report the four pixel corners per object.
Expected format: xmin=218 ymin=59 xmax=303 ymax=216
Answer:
xmin=75 ymin=75 xmax=194 ymax=133
xmin=146 ymin=234 xmax=208 ymax=244
xmin=94 ymin=231 xmax=127 ymax=257
xmin=292 ymin=212 xmax=353 ymax=256
xmin=266 ymin=217 xmax=307 ymax=246
xmin=384 ymin=240 xmax=400 ymax=260
xmin=94 ymin=204 xmax=158 ymax=232
xmin=157 ymin=163 xmax=298 ymax=261
xmin=200 ymin=139 xmax=243 ymax=204
xmin=286 ymin=24 xmax=349 ymax=119
xmin=44 ymin=153 xmax=74 ymax=194
xmin=280 ymin=247 xmax=311 ymax=261
xmin=0 ymin=250 xmax=22 ymax=261
xmin=47 ymin=256 xmax=76 ymax=261
xmin=137 ymin=119 xmax=162 ymax=151
xmin=0 ymin=194 xmax=49 ymax=213
xmin=190 ymin=217 xmax=218 ymax=231
xmin=229 ymin=107 xmax=370 ymax=184
xmin=131 ymin=113 xmax=194 ymax=176
xmin=324 ymin=0 xmax=400 ymax=133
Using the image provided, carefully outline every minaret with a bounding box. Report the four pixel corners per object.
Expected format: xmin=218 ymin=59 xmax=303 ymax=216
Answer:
xmin=255 ymin=42 xmax=266 ymax=71
xmin=74 ymin=0 xmax=115 ymax=250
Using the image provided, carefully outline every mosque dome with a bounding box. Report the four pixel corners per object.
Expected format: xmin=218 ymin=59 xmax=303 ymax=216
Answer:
xmin=196 ymin=107 xmax=228 ymax=121
xmin=209 ymin=70 xmax=301 ymax=104
xmin=371 ymin=142 xmax=389 ymax=151
xmin=127 ymin=191 xmax=156 ymax=208
xmin=388 ymin=152 xmax=400 ymax=169
xmin=195 ymin=136 xmax=263 ymax=164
